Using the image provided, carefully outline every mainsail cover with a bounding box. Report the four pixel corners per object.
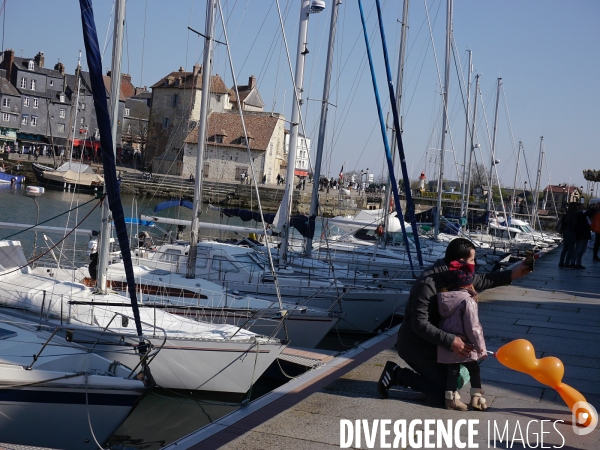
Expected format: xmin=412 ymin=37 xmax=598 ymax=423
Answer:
xmin=78 ymin=0 xmax=143 ymax=339
xmin=154 ymin=199 xmax=194 ymax=213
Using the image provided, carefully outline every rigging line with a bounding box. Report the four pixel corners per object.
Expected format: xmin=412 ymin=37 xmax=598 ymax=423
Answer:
xmin=271 ymin=36 xmax=284 ymax=112
xmin=238 ymin=1 xmax=280 ymax=77
xmin=501 ymin=88 xmax=520 ymax=180
xmin=217 ymin=0 xmax=285 ymax=314
xmin=101 ymin=0 xmax=116 ymax=63
xmin=423 ymin=0 xmax=442 ymax=91
xmin=139 ymin=0 xmax=148 ymax=87
xmin=124 ymin=5 xmax=130 ymax=77
xmin=256 ymin=0 xmax=294 ymax=89
xmin=1 ymin=0 xmax=5 ymax=55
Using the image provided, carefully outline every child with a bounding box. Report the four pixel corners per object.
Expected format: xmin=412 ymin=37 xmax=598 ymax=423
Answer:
xmin=437 ymin=259 xmax=488 ymax=411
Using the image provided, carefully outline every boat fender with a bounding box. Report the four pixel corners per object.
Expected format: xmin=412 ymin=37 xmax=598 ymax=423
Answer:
xmin=375 ymin=224 xmax=384 ymax=236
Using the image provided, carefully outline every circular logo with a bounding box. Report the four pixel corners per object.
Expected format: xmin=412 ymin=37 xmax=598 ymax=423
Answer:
xmin=572 ymin=401 xmax=598 ymax=436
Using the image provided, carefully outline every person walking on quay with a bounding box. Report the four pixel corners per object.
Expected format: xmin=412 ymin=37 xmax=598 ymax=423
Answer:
xmin=590 ymin=203 xmax=600 ymax=261
xmin=276 ymin=174 xmax=281 ymax=185
xmin=558 ymin=202 xmax=578 ymax=268
xmin=302 ymin=178 xmax=306 ymax=190
xmin=570 ymin=205 xmax=592 ymax=269
xmin=376 ymin=238 xmax=531 ymax=406
xmin=262 ymin=174 xmax=267 ymax=185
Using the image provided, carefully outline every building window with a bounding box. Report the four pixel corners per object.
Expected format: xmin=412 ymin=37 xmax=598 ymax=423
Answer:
xmin=20 ymin=78 xmax=26 ymax=88
xmin=94 ymin=128 xmax=100 ymax=139
xmin=31 ymin=115 xmax=37 ymax=126
xmin=59 ymin=94 xmax=65 ymax=102
xmin=23 ymin=97 xmax=30 ymax=107
xmin=171 ymin=94 xmax=179 ymax=107
xmin=59 ymin=108 xmax=66 ymax=118
xmin=21 ymin=114 xmax=28 ymax=125
xmin=162 ymin=117 xmax=170 ymax=129
xmin=80 ymin=102 xmax=85 ymax=110
xmin=2 ymin=98 xmax=9 ymax=108
xmin=49 ymin=80 xmax=54 ymax=86
xmin=80 ymin=117 xmax=85 ymax=124
xmin=2 ymin=113 xmax=9 ymax=121
xmin=215 ymin=135 xmax=223 ymax=144
xmin=58 ymin=123 xmax=65 ymax=133
xmin=28 ymin=60 xmax=35 ymax=70
xmin=30 ymin=79 xmax=36 ymax=91
xmin=216 ymin=95 xmax=222 ymax=102
xmin=33 ymin=98 xmax=38 ymax=108
xmin=124 ymin=108 xmax=130 ymax=117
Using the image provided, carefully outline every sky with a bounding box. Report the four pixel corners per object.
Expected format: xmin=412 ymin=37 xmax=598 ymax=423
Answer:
xmin=4 ymin=0 xmax=599 ymax=195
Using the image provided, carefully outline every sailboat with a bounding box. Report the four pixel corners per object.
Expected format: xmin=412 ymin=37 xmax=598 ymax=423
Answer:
xmin=0 ymin=241 xmax=147 ymax=449
xmin=0 ymin=0 xmax=286 ymax=395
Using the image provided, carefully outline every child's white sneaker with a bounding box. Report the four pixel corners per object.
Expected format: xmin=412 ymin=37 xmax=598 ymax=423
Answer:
xmin=445 ymin=390 xmax=468 ymax=411
xmin=469 ymin=388 xmax=488 ymax=411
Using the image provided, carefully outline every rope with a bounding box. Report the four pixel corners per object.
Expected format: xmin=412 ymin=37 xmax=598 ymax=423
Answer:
xmin=1 ymin=196 xmax=99 ymax=240
xmin=85 ymin=373 xmax=106 ymax=450
xmin=276 ymin=358 xmax=299 ymax=379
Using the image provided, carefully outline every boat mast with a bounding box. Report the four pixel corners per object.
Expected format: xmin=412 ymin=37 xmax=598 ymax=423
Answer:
xmin=279 ymin=0 xmax=312 ymax=265
xmin=463 ymin=74 xmax=479 ymax=217
xmin=186 ymin=0 xmax=216 ymax=278
xmin=509 ymin=140 xmax=522 ymax=220
xmin=459 ymin=49 xmax=472 ymax=221
xmin=383 ymin=0 xmax=410 ymax=249
xmin=305 ymin=0 xmax=340 ymax=255
xmin=96 ymin=0 xmax=125 ymax=293
xmin=68 ymin=51 xmax=83 ymax=167
xmin=434 ymin=0 xmax=453 ymax=240
xmin=531 ymin=136 xmax=544 ymax=231
xmin=486 ymin=77 xmax=502 ymax=231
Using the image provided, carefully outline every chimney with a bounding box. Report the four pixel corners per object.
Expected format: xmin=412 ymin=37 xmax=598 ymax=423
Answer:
xmin=54 ymin=62 xmax=65 ymax=75
xmin=34 ymin=51 xmax=45 ymax=68
xmin=3 ymin=49 xmax=14 ymax=80
xmin=193 ymin=63 xmax=201 ymax=79
xmin=248 ymin=75 xmax=256 ymax=89
xmin=122 ymin=73 xmax=132 ymax=84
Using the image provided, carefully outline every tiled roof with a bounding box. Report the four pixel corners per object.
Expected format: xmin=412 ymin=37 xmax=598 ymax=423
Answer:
xmin=102 ymin=76 xmax=126 ymax=101
xmin=0 ymin=79 xmax=21 ymax=96
xmin=124 ymin=98 xmax=150 ymax=119
xmin=13 ymin=56 xmax=63 ymax=78
xmin=184 ymin=112 xmax=280 ymax=151
xmin=151 ymin=67 xmax=229 ymax=94
xmin=543 ymin=184 xmax=581 ymax=194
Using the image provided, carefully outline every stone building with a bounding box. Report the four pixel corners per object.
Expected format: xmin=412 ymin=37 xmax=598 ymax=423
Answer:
xmin=0 ymin=49 xmax=143 ymax=159
xmin=182 ymin=111 xmax=285 ymax=183
xmin=145 ymin=64 xmax=231 ymax=168
xmin=0 ymin=70 xmax=21 ymax=149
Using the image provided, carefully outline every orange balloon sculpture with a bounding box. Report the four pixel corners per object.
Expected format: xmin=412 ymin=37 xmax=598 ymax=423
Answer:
xmin=495 ymin=339 xmax=596 ymax=428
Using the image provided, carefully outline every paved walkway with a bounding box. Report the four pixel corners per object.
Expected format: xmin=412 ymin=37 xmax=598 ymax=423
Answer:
xmin=168 ymin=245 xmax=600 ymax=449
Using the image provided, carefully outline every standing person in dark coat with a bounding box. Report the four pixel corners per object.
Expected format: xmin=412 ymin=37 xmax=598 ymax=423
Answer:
xmin=571 ymin=206 xmax=592 ymax=269
xmin=376 ymin=238 xmax=531 ymax=406
xmin=558 ymin=202 xmax=579 ymax=268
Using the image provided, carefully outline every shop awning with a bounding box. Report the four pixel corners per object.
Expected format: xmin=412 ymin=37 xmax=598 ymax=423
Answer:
xmin=294 ymin=169 xmax=308 ymax=177
xmin=71 ymin=139 xmax=101 ymax=150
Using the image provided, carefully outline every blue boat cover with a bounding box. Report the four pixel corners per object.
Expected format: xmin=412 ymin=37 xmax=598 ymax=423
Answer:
xmin=154 ymin=199 xmax=194 ymax=213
